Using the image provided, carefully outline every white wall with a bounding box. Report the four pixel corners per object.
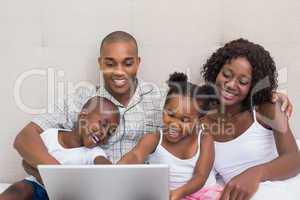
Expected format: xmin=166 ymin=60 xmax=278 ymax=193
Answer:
xmin=0 ymin=0 xmax=299 ymax=183
xmin=222 ymin=0 xmax=300 ymax=142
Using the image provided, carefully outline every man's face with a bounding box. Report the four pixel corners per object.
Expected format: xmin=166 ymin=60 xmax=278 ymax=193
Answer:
xmin=98 ymin=41 xmax=140 ymax=97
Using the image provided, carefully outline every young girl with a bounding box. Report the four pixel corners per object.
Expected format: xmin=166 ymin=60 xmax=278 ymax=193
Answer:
xmin=0 ymin=96 xmax=119 ymax=200
xmin=118 ymin=72 xmax=222 ymax=200
xmin=201 ymin=38 xmax=300 ymax=200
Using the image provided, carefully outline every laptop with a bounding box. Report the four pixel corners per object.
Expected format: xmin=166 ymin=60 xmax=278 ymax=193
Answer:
xmin=38 ymin=164 xmax=169 ymax=200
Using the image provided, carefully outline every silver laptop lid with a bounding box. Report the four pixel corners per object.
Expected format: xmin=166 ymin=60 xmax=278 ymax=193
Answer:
xmin=38 ymin=164 xmax=169 ymax=200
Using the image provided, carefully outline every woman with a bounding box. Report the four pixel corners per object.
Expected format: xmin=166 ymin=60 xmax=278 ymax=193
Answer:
xmin=201 ymin=38 xmax=300 ymax=200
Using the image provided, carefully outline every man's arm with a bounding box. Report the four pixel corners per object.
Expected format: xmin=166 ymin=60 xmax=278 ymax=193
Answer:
xmin=272 ymin=92 xmax=293 ymax=118
xmin=14 ymin=122 xmax=59 ymax=167
xmin=14 ymin=87 xmax=96 ymax=168
xmin=22 ymin=160 xmax=44 ymax=185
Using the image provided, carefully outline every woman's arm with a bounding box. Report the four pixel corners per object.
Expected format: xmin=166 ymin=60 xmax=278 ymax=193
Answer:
xmin=117 ymin=133 xmax=160 ymax=164
xmin=220 ymin=102 xmax=300 ymax=200
xmin=255 ymin=102 xmax=300 ymax=181
xmin=171 ymin=133 xmax=215 ymax=200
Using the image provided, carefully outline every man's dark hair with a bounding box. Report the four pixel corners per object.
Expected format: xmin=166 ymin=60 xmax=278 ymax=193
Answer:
xmin=100 ymin=31 xmax=138 ymax=55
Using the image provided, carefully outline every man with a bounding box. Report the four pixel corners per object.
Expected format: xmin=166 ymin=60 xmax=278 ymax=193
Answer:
xmin=14 ymin=31 xmax=164 ymax=169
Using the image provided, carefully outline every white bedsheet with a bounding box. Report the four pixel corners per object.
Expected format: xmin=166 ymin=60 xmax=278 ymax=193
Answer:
xmin=251 ymin=174 xmax=300 ymax=200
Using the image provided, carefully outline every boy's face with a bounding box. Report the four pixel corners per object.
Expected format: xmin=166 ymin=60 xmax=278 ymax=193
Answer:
xmin=79 ymin=109 xmax=119 ymax=148
xmin=163 ymin=95 xmax=199 ymax=143
xmin=98 ymin=41 xmax=140 ymax=97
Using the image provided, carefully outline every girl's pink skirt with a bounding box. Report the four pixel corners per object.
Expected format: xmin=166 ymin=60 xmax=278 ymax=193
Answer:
xmin=183 ymin=184 xmax=223 ymax=200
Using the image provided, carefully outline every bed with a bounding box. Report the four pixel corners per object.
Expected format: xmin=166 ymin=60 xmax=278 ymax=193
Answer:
xmin=1 ymin=140 xmax=299 ymax=194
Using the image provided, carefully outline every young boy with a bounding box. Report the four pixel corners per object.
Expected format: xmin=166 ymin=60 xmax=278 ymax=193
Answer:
xmin=0 ymin=97 xmax=119 ymax=200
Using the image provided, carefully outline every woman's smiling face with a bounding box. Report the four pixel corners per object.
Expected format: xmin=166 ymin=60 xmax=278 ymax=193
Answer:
xmin=215 ymin=57 xmax=253 ymax=107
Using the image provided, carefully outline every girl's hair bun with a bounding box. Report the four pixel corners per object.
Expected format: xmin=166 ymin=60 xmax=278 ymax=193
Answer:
xmin=167 ymin=72 xmax=188 ymax=88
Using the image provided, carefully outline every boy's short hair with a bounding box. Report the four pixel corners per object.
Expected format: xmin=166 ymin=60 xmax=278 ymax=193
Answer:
xmin=82 ymin=96 xmax=120 ymax=121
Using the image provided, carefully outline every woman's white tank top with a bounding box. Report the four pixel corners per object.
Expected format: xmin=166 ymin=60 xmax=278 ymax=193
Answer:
xmin=214 ymin=110 xmax=278 ymax=183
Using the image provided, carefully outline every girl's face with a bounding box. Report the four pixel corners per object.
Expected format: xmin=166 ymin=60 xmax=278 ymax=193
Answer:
xmin=215 ymin=57 xmax=252 ymax=107
xmin=79 ymin=111 xmax=119 ymax=148
xmin=163 ymin=95 xmax=199 ymax=143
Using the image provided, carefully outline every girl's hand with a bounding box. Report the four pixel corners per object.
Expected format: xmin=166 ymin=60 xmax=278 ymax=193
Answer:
xmin=170 ymin=190 xmax=184 ymax=200
xmin=220 ymin=167 xmax=262 ymax=200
